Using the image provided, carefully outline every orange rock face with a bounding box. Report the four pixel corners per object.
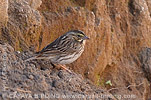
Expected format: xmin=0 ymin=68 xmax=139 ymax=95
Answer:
xmin=0 ymin=0 xmax=8 ymax=28
xmin=38 ymin=0 xmax=151 ymax=80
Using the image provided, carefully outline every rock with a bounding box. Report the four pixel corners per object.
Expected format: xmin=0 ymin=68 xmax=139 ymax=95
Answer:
xmin=0 ymin=0 xmax=8 ymax=28
xmin=0 ymin=43 xmax=115 ymax=100
xmin=2 ymin=0 xmax=151 ymax=84
xmin=38 ymin=0 xmax=151 ymax=84
xmin=0 ymin=0 xmax=42 ymax=51
xmin=25 ymin=0 xmax=42 ymax=9
xmin=139 ymin=48 xmax=151 ymax=82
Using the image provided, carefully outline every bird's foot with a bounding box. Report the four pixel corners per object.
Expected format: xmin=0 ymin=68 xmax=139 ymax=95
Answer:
xmin=59 ymin=64 xmax=72 ymax=73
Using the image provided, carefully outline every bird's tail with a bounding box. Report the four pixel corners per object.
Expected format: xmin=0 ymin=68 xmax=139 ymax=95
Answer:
xmin=24 ymin=56 xmax=38 ymax=62
xmin=24 ymin=54 xmax=47 ymax=62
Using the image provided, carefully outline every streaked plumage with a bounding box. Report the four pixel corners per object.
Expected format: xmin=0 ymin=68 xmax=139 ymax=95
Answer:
xmin=25 ymin=30 xmax=89 ymax=65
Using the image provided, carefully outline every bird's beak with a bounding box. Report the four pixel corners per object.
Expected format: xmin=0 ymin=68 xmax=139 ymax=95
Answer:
xmin=83 ymin=36 xmax=89 ymax=40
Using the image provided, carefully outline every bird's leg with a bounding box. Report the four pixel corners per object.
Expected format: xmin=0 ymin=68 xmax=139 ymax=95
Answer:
xmin=51 ymin=63 xmax=72 ymax=73
xmin=59 ymin=64 xmax=72 ymax=73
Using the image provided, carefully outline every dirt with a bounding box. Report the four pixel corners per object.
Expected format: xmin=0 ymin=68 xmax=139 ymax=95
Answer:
xmin=0 ymin=43 xmax=116 ymax=100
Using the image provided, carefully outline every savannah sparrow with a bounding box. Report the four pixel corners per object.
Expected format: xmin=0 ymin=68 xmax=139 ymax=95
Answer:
xmin=25 ymin=30 xmax=89 ymax=72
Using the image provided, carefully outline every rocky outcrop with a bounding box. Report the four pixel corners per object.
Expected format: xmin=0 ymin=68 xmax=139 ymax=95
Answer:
xmin=139 ymin=48 xmax=151 ymax=82
xmin=0 ymin=0 xmax=42 ymax=51
xmin=0 ymin=43 xmax=115 ymax=100
xmin=38 ymin=0 xmax=151 ymax=84
xmin=0 ymin=0 xmax=8 ymax=28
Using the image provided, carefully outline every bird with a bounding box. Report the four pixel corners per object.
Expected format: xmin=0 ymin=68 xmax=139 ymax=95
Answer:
xmin=25 ymin=30 xmax=89 ymax=72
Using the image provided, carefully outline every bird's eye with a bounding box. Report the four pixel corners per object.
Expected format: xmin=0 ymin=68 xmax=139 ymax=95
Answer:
xmin=77 ymin=35 xmax=81 ymax=37
xmin=77 ymin=33 xmax=84 ymax=37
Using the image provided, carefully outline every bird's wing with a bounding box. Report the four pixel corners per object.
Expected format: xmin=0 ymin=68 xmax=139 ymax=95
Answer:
xmin=36 ymin=35 xmax=77 ymax=57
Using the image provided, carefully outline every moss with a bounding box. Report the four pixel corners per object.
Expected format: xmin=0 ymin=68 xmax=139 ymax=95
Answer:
xmin=17 ymin=47 xmax=23 ymax=52
xmin=95 ymin=73 xmax=106 ymax=87
xmin=95 ymin=74 xmax=101 ymax=86
xmin=16 ymin=40 xmax=23 ymax=52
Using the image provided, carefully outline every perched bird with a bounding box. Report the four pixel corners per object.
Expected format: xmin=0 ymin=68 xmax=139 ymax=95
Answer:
xmin=25 ymin=30 xmax=89 ymax=72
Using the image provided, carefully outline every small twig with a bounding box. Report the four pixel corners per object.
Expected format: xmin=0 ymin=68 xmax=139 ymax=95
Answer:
xmin=107 ymin=82 xmax=144 ymax=92
xmin=133 ymin=71 xmax=143 ymax=74
xmin=16 ymin=88 xmax=31 ymax=93
xmin=126 ymin=83 xmax=144 ymax=89
xmin=4 ymin=87 xmax=31 ymax=93
xmin=143 ymin=79 xmax=150 ymax=100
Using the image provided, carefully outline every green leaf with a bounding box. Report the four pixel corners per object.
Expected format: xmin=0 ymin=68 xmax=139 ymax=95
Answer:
xmin=105 ymin=80 xmax=112 ymax=86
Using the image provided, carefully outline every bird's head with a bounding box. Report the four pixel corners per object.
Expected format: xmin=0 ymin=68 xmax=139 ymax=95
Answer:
xmin=66 ymin=30 xmax=89 ymax=43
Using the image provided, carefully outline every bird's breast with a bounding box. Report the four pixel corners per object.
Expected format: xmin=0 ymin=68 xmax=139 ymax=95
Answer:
xmin=55 ymin=48 xmax=84 ymax=64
